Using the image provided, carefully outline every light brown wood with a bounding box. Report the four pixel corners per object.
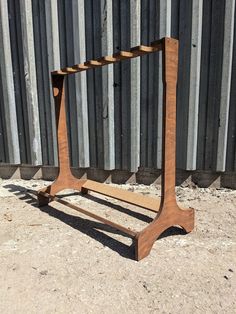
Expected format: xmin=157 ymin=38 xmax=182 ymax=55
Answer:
xmin=37 ymin=74 xmax=87 ymax=206
xmin=38 ymin=191 xmax=137 ymax=237
xmin=37 ymin=37 xmax=195 ymax=261
xmin=81 ymin=180 xmax=160 ymax=213
xmin=52 ymin=42 xmax=163 ymax=76
xmin=135 ymin=37 xmax=194 ymax=260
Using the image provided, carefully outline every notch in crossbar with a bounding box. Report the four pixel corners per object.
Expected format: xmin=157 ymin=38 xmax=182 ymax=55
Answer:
xmin=52 ymin=39 xmax=163 ymax=76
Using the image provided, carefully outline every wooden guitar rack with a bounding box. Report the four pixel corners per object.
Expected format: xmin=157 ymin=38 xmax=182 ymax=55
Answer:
xmin=37 ymin=37 xmax=194 ymax=260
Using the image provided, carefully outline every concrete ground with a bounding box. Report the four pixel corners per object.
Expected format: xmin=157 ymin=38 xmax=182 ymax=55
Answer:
xmin=0 ymin=179 xmax=235 ymax=314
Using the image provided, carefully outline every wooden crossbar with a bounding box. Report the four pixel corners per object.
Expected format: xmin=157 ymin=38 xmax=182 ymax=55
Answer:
xmin=81 ymin=180 xmax=160 ymax=213
xmin=52 ymin=40 xmax=162 ymax=76
xmin=37 ymin=37 xmax=195 ymax=261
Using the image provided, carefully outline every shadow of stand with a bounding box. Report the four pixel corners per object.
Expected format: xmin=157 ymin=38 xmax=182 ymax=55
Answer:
xmin=4 ymin=184 xmax=187 ymax=260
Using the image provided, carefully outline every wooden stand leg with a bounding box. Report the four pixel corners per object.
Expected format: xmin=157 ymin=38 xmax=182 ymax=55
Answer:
xmin=135 ymin=38 xmax=194 ymax=260
xmin=37 ymin=75 xmax=87 ymax=206
xmin=135 ymin=205 xmax=194 ymax=260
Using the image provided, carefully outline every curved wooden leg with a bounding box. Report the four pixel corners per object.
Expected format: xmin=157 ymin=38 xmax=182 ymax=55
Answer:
xmin=134 ymin=38 xmax=195 ymax=261
xmin=135 ymin=218 xmax=169 ymax=261
xmin=134 ymin=205 xmax=194 ymax=261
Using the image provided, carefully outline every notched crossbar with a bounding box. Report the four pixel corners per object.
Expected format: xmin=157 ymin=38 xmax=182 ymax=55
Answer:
xmin=37 ymin=37 xmax=195 ymax=261
xmin=52 ymin=39 xmax=163 ymax=75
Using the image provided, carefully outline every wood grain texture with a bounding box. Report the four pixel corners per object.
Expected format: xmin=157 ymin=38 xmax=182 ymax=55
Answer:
xmin=37 ymin=75 xmax=87 ymax=206
xmin=81 ymin=180 xmax=160 ymax=213
xmin=51 ymin=41 xmax=162 ymax=75
xmin=37 ymin=37 xmax=195 ymax=261
xmin=38 ymin=191 xmax=137 ymax=237
xmin=135 ymin=38 xmax=194 ymax=260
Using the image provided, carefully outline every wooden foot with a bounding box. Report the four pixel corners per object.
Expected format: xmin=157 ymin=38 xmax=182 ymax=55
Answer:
xmin=81 ymin=187 xmax=88 ymax=195
xmin=135 ymin=205 xmax=194 ymax=261
xmin=37 ymin=191 xmax=50 ymax=207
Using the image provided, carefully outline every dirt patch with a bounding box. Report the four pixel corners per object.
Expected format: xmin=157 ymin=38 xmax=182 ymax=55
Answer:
xmin=0 ymin=179 xmax=235 ymax=313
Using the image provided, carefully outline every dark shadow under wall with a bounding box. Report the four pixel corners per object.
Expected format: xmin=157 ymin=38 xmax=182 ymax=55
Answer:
xmin=0 ymin=165 xmax=235 ymax=189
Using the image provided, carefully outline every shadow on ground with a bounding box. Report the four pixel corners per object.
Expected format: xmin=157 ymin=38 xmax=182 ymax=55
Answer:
xmin=4 ymin=184 xmax=186 ymax=260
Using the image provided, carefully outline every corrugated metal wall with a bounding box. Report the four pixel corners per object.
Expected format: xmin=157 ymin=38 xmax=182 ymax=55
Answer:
xmin=0 ymin=0 xmax=235 ymax=174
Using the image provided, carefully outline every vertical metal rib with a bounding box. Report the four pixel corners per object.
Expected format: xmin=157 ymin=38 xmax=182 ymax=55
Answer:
xmin=72 ymin=0 xmax=90 ymax=168
xmin=101 ymin=0 xmax=115 ymax=170
xmin=130 ymin=0 xmax=141 ymax=172
xmin=186 ymin=0 xmax=203 ymax=170
xmin=45 ymin=0 xmax=60 ymax=165
xmin=216 ymin=0 xmax=235 ymax=171
xmin=156 ymin=0 xmax=171 ymax=169
xmin=19 ymin=0 xmax=42 ymax=165
xmin=0 ymin=0 xmax=20 ymax=164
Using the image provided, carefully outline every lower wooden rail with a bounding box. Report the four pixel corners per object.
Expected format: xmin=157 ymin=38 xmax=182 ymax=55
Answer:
xmin=36 ymin=37 xmax=195 ymax=260
xmin=38 ymin=191 xmax=137 ymax=238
